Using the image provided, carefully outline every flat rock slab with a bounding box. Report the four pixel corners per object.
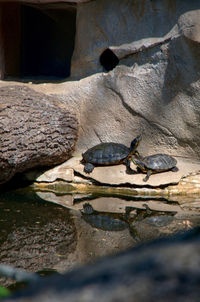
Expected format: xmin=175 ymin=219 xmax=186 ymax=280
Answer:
xmin=63 ymin=156 xmax=200 ymax=187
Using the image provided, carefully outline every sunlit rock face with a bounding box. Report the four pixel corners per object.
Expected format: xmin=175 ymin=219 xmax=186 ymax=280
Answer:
xmin=1 ymin=0 xmax=200 ymax=175
xmin=56 ymin=0 xmax=200 ymax=160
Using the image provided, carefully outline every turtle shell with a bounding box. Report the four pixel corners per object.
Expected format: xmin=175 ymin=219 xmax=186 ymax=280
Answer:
xmin=81 ymin=204 xmax=128 ymax=231
xmin=82 ymin=213 xmax=128 ymax=231
xmin=142 ymin=154 xmax=177 ymax=171
xmin=82 ymin=142 xmax=130 ymax=165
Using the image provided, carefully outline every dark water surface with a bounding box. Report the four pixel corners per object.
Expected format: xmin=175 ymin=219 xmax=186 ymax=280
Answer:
xmin=0 ymin=188 xmax=200 ymax=288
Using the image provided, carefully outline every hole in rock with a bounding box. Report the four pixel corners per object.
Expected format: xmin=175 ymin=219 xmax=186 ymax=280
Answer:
xmin=0 ymin=2 xmax=77 ymax=81
xmin=99 ymin=48 xmax=119 ymax=72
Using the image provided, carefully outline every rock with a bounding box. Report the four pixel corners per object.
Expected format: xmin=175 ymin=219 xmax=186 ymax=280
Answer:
xmin=178 ymin=9 xmax=200 ymax=42
xmin=71 ymin=0 xmax=200 ymax=78
xmin=46 ymin=156 xmax=200 ymax=187
xmin=3 ymin=1 xmax=199 ymax=166
xmin=1 ymin=1 xmax=200 ymax=184
xmin=48 ymin=1 xmax=200 ymax=161
xmin=0 ymin=85 xmax=78 ymax=184
xmin=6 ymin=228 xmax=200 ymax=302
xmin=32 ymin=171 xmax=200 ymax=213
xmin=26 ymin=164 xmax=75 ymax=183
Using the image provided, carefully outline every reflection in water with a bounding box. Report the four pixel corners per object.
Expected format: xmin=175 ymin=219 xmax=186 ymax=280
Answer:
xmin=0 ymin=190 xmax=77 ymax=287
xmin=81 ymin=203 xmax=129 ymax=231
xmin=80 ymin=202 xmax=176 ymax=242
xmin=144 ymin=215 xmax=174 ymax=227
xmin=1 ymin=188 xmax=200 ymax=288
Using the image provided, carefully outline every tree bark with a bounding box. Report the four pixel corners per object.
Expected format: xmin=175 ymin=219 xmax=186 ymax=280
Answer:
xmin=0 ymin=85 xmax=78 ymax=184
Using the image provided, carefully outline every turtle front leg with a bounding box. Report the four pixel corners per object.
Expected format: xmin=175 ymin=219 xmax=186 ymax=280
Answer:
xmin=84 ymin=163 xmax=94 ymax=173
xmin=125 ymin=158 xmax=135 ymax=174
xmin=143 ymin=170 xmax=152 ymax=182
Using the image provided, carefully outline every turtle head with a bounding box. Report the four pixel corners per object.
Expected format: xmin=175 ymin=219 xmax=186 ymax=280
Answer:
xmin=130 ymin=135 xmax=142 ymax=154
xmin=131 ymin=156 xmax=145 ymax=171
xmin=82 ymin=203 xmax=94 ymax=214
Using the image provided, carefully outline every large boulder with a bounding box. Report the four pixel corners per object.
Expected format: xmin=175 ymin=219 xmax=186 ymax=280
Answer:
xmin=40 ymin=1 xmax=200 ymax=161
xmin=0 ymin=85 xmax=78 ymax=184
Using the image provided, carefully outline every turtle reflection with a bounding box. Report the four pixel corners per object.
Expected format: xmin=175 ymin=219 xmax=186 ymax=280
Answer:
xmin=81 ymin=203 xmax=175 ymax=241
xmin=81 ymin=203 xmax=129 ymax=232
xmin=144 ymin=215 xmax=174 ymax=227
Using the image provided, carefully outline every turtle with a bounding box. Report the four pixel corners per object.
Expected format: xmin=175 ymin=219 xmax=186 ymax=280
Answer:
xmin=81 ymin=203 xmax=129 ymax=231
xmin=132 ymin=153 xmax=178 ymax=182
xmin=81 ymin=135 xmax=141 ymax=173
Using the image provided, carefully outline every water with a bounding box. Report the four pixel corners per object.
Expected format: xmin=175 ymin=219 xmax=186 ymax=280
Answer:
xmin=0 ymin=187 xmax=200 ymax=288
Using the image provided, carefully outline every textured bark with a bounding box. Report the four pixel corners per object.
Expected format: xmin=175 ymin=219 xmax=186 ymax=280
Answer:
xmin=0 ymin=85 xmax=78 ymax=184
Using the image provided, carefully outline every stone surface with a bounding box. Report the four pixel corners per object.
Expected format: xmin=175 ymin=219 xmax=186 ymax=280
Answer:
xmin=28 ymin=164 xmax=75 ymax=183
xmin=1 ymin=1 xmax=200 ymax=166
xmin=33 ymin=172 xmax=200 ymax=212
xmin=71 ymin=0 xmax=200 ymax=78
xmin=55 ymin=156 xmax=200 ymax=187
xmin=54 ymin=1 xmax=200 ymax=161
xmin=0 ymin=85 xmax=78 ymax=184
xmin=0 ymin=1 xmax=200 ymax=185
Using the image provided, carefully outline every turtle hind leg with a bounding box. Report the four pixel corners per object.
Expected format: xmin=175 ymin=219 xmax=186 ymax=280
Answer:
xmin=143 ymin=170 xmax=152 ymax=182
xmin=84 ymin=163 xmax=94 ymax=173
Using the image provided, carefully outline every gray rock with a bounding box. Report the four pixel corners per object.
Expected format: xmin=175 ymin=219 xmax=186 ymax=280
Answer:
xmin=49 ymin=2 xmax=200 ymax=161
xmin=71 ymin=0 xmax=200 ymax=78
xmin=2 ymin=1 xmax=200 ymax=183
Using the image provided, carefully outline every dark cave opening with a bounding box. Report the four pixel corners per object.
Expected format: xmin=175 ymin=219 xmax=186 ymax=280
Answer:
xmin=0 ymin=2 xmax=77 ymax=81
xmin=99 ymin=48 xmax=119 ymax=72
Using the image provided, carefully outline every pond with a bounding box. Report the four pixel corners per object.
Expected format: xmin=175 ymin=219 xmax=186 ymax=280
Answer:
xmin=0 ymin=186 xmax=200 ymax=289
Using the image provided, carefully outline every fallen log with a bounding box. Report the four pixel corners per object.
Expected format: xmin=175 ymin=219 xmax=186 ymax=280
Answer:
xmin=0 ymin=85 xmax=78 ymax=184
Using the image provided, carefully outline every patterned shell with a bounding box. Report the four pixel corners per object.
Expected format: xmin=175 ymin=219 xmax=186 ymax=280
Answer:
xmin=142 ymin=154 xmax=177 ymax=171
xmin=82 ymin=142 xmax=130 ymax=165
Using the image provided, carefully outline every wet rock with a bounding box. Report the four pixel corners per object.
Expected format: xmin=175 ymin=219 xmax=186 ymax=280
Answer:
xmin=0 ymin=85 xmax=78 ymax=184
